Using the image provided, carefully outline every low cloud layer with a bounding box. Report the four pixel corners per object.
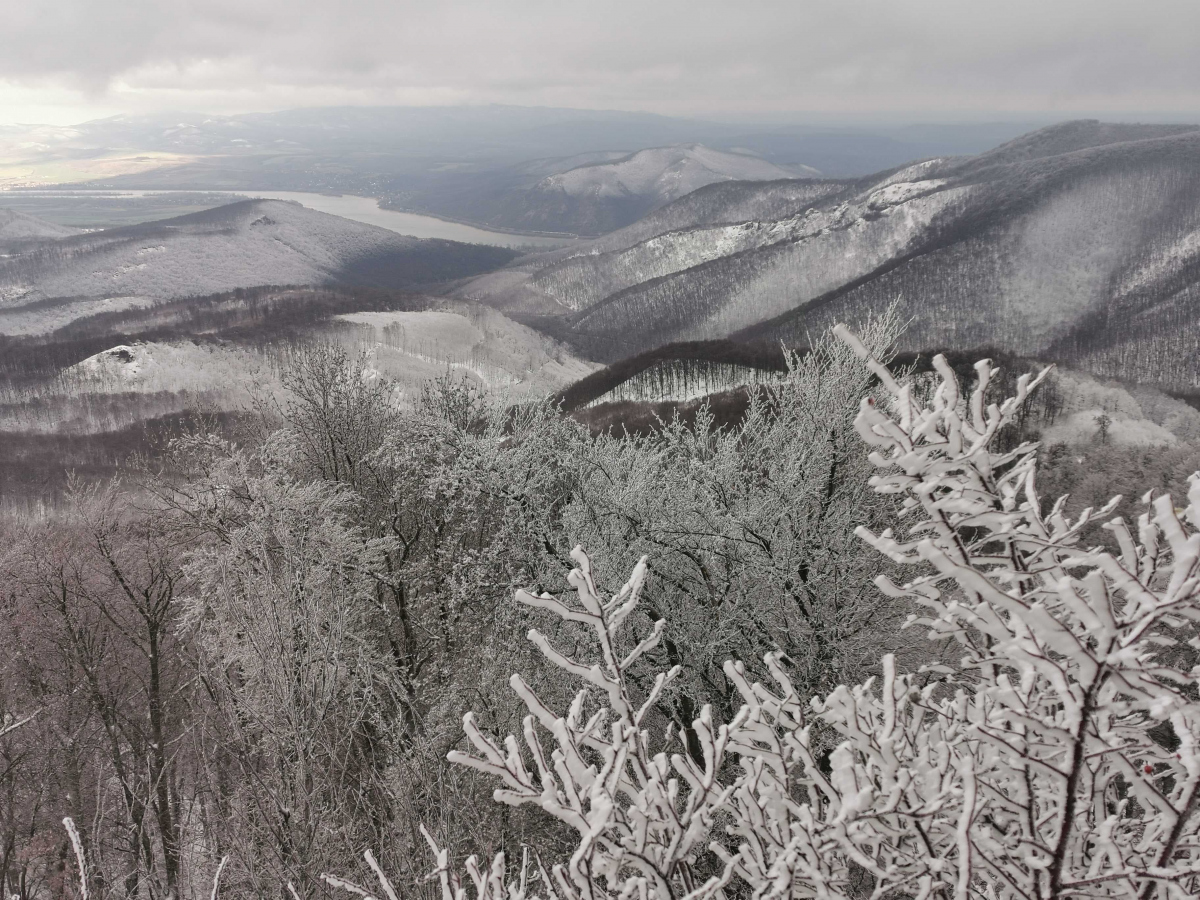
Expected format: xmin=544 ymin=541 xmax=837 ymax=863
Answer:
xmin=3 ymin=0 xmax=1200 ymax=123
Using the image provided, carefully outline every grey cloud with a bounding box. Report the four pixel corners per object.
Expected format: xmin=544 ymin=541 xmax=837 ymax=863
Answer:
xmin=2 ymin=0 xmax=1199 ymax=116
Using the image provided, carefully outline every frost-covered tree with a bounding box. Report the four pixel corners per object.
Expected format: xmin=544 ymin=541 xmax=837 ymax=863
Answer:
xmin=176 ymin=437 xmax=402 ymax=899
xmin=560 ymin=314 xmax=910 ymax=728
xmin=1 ymin=485 xmax=195 ymax=900
xmin=164 ymin=353 xmax=587 ymax=888
xmin=334 ymin=326 xmax=1200 ymax=900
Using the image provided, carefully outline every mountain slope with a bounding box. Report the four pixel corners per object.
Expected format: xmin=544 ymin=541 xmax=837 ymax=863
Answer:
xmin=457 ymin=121 xmax=1200 ymax=393
xmin=512 ymin=145 xmax=812 ymax=234
xmin=0 ymin=199 xmax=514 ymax=309
xmin=0 ymin=208 xmax=80 ymax=244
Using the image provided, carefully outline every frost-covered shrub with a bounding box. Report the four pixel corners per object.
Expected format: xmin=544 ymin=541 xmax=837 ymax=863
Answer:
xmin=331 ymin=326 xmax=1200 ymax=900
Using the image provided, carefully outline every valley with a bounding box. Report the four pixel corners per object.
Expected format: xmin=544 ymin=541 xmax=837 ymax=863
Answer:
xmin=6 ymin=115 xmax=1200 ymax=516
xmin=8 ymin=86 xmax=1200 ymax=900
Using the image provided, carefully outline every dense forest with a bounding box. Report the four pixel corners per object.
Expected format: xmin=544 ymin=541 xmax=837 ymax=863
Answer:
xmin=6 ymin=315 xmax=1200 ymax=899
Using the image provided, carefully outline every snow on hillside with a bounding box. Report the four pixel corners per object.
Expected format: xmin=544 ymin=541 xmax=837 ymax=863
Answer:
xmin=586 ymin=360 xmax=786 ymax=406
xmin=0 ymin=199 xmax=512 ymax=308
xmin=65 ymin=341 xmax=274 ymax=396
xmin=0 ymin=295 xmax=159 ymax=336
xmin=333 ymin=303 xmax=598 ymax=398
xmin=0 ymin=208 xmax=79 ymax=241
xmin=3 ymin=304 xmax=599 ymax=434
xmin=0 ymin=339 xmax=277 ymax=433
xmin=1116 ymin=228 xmax=1200 ymax=296
xmin=0 ymin=200 xmax=418 ymax=305
xmin=477 ymin=174 xmax=972 ymax=319
xmin=1041 ymin=368 xmax=1200 ymax=447
xmin=539 ymin=144 xmax=809 ymax=203
xmin=457 ymin=123 xmax=1200 ymax=385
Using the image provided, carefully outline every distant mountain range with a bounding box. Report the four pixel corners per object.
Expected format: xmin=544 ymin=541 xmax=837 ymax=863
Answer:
xmin=394 ymin=144 xmax=816 ymax=236
xmin=457 ymin=120 xmax=1200 ymax=395
xmin=0 ymin=199 xmax=513 ymax=314
xmin=8 ymin=117 xmax=1200 ymax=399
xmin=4 ymin=105 xmax=1040 ymax=234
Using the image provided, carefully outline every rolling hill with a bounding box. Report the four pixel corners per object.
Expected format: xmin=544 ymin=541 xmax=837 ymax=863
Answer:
xmin=0 ymin=209 xmax=80 ymax=246
xmin=457 ymin=120 xmax=1200 ymax=394
xmin=0 ymin=198 xmax=514 ymax=310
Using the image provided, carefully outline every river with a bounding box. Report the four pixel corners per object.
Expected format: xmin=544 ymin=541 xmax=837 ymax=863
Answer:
xmin=6 ymin=189 xmax=573 ymax=249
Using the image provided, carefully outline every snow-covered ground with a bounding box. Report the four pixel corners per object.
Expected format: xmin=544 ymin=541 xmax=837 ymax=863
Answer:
xmin=0 ymin=208 xmax=80 ymax=241
xmin=0 ymin=198 xmax=512 ymax=312
xmin=0 ymin=304 xmax=598 ymax=433
xmin=333 ymin=303 xmax=598 ymax=399
xmin=1041 ymin=368 xmax=1200 ymax=447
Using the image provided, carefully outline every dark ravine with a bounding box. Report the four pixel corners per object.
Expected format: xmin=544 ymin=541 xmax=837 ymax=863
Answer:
xmin=550 ymin=339 xmax=789 ymax=411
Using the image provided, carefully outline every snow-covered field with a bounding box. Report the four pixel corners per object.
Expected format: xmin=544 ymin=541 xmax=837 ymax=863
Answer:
xmin=333 ymin=303 xmax=598 ymax=399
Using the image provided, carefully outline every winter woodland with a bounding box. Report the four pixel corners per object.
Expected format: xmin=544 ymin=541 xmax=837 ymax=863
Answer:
xmin=6 ymin=322 xmax=1200 ymax=900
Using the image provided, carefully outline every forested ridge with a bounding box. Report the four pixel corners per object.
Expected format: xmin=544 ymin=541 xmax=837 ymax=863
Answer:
xmin=0 ymin=200 xmax=516 ymax=307
xmin=459 ymin=121 xmax=1200 ymax=394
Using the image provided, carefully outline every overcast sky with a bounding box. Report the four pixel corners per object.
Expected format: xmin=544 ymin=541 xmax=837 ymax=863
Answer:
xmin=2 ymin=0 xmax=1199 ymax=125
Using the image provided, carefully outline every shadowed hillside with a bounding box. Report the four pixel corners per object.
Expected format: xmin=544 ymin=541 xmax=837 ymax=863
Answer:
xmin=0 ymin=198 xmax=515 ymax=309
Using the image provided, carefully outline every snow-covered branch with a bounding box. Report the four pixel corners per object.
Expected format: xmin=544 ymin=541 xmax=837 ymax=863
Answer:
xmin=831 ymin=323 xmax=1200 ymax=899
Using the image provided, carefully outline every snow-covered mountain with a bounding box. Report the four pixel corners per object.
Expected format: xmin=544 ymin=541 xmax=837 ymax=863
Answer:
xmin=0 ymin=199 xmax=513 ymax=310
xmin=514 ymin=145 xmax=813 ymax=234
xmin=378 ymin=144 xmax=817 ymax=238
xmin=457 ymin=120 xmax=1200 ymax=394
xmin=543 ymin=145 xmax=810 ymax=199
xmin=452 ymin=144 xmax=813 ymax=236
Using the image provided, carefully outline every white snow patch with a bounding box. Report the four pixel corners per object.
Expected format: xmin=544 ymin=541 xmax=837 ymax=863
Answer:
xmin=333 ymin=305 xmax=598 ymax=397
xmin=1041 ymin=368 xmax=1200 ymax=446
xmin=865 ymin=180 xmax=949 ymax=210
xmin=1044 ymin=410 xmax=1178 ymax=447
xmin=71 ymin=345 xmax=149 ymax=381
xmin=877 ymin=159 xmax=946 ymax=188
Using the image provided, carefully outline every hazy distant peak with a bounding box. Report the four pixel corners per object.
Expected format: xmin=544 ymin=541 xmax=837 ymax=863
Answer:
xmin=539 ymin=144 xmax=813 ymax=202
